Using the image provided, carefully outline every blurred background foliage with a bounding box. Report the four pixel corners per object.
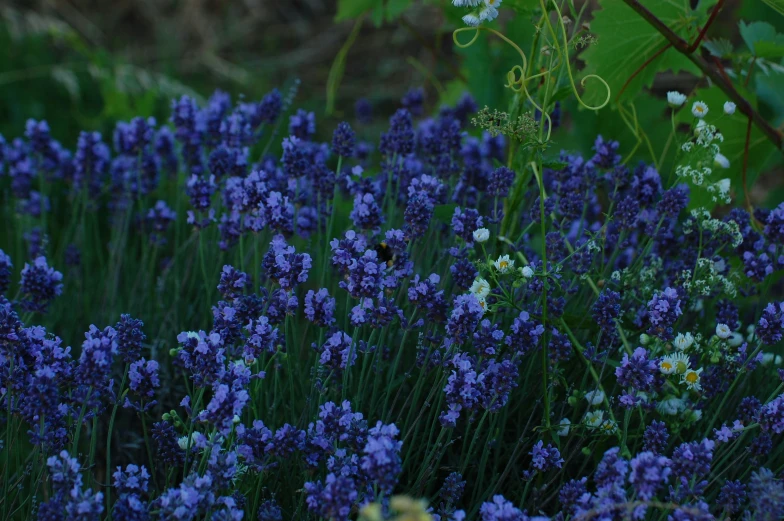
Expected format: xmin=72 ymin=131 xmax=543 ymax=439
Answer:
xmin=1 ymin=0 xmax=782 ymax=203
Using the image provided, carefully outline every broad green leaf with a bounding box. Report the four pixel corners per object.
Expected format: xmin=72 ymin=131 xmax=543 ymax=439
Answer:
xmin=335 ymin=0 xmax=378 ymax=21
xmin=434 ymin=204 xmax=458 ymax=223
xmin=703 ymin=38 xmax=734 ymax=58
xmin=739 ymin=20 xmax=784 ymax=56
xmin=675 ymin=86 xmax=781 ymax=209
xmin=385 ymin=0 xmax=412 ymax=21
xmin=580 ymin=0 xmax=708 ymax=106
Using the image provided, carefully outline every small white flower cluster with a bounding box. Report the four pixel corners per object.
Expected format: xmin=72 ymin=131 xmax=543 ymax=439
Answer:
xmin=577 ymin=389 xmax=618 ymax=435
xmin=680 ymin=258 xmax=737 ymax=298
xmin=670 ymin=98 xmax=733 ymax=204
xmin=684 ymin=209 xmax=743 ymax=249
xmin=454 ymin=0 xmax=502 ymax=26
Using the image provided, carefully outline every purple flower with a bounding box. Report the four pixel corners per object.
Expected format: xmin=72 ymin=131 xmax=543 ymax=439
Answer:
xmin=757 ymin=393 xmax=784 ymax=434
xmin=404 ymin=191 xmax=434 ymax=240
xmin=646 ymin=287 xmax=683 ymax=340
xmin=262 ymin=235 xmax=312 ymax=291
xmin=125 ymin=358 xmax=159 ymax=411
xmin=590 ymin=135 xmax=620 ymax=169
xmin=19 ymin=256 xmax=63 ymax=313
xmin=113 ymin=464 xmax=150 ymax=495
xmin=529 ymin=440 xmax=564 ymax=472
xmin=717 ymin=480 xmax=745 ymax=515
xmin=331 ymin=230 xmax=368 ymax=275
xmin=446 ymin=294 xmax=484 ymax=344
xmin=305 ymin=288 xmax=336 ymax=327
xmin=361 ymin=421 xmax=402 ymax=492
xmin=257 ymin=499 xmax=282 ymax=521
xmin=198 ymin=382 xmax=249 ymax=436
xmin=115 ymin=314 xmax=145 ymax=363
xmin=380 ymin=109 xmax=415 ymax=156
xmin=73 ymin=131 xmax=110 ymax=198
xmin=332 ymin=122 xmax=356 ymax=157
xmin=355 ymin=98 xmax=372 ymax=124
xmin=757 ymin=302 xmax=784 ymax=345
xmin=488 ymin=167 xmax=515 ymax=198
xmin=479 ymin=495 xmax=525 ymax=521
xmin=288 ymin=109 xmax=316 ymax=141
xmin=629 ymin=451 xmax=671 ymax=500
xmin=505 ymin=311 xmax=545 ymax=356
xmin=480 ymin=357 xmax=518 ymax=411
xmin=350 ymin=192 xmax=384 ymax=233
xmin=258 ymin=89 xmax=283 ymax=124
xmin=658 ymin=185 xmax=689 ymax=217
xmin=304 ymin=473 xmax=358 ymax=521
xmin=440 ymin=353 xmax=483 ymax=427
xmin=217 ymin=265 xmax=249 ymax=301
xmin=243 ymin=316 xmax=281 ymax=363
xmin=408 ymin=273 xmax=447 ymax=322
xmin=749 ymin=468 xmax=784 ymax=520
xmin=671 ymin=439 xmax=714 ymax=480
xmin=643 ymin=420 xmax=669 ymax=454
xmin=615 ymin=347 xmax=657 ymax=393
xmin=339 ymin=249 xmax=390 ymax=299
xmin=451 ymin=207 xmax=483 ymax=244
xmin=316 ymin=331 xmax=357 ymax=375
xmin=47 ymin=450 xmax=83 ymax=493
xmin=438 ymin=472 xmax=466 ymax=507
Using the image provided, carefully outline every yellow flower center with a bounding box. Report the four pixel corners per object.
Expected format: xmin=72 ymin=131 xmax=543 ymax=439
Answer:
xmin=685 ymin=372 xmax=699 ymax=384
xmin=660 ymin=361 xmax=673 ymax=371
xmin=499 ymin=261 xmax=508 ymax=269
xmin=675 ymin=361 xmax=688 ymax=373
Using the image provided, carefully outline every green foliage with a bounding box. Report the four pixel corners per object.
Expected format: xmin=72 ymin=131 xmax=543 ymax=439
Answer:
xmin=335 ymin=0 xmax=413 ymax=25
xmin=739 ymin=20 xmax=784 ymax=58
xmin=580 ymin=0 xmax=710 ymax=105
xmin=762 ymin=0 xmax=784 ymax=17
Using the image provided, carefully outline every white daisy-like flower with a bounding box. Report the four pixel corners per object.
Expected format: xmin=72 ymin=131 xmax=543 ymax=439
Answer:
xmin=673 ymin=332 xmax=695 ymax=351
xmin=462 ymin=12 xmax=481 ymax=26
xmin=479 ymin=0 xmax=502 ymax=21
xmin=681 ymin=368 xmax=703 ymax=391
xmin=728 ymin=332 xmax=744 ymax=347
xmin=723 ymin=101 xmax=736 ymax=115
xmin=473 ymin=227 xmax=490 ymax=243
xmin=470 ymin=277 xmax=491 ymax=298
xmin=671 ymin=352 xmax=691 ymax=374
xmin=520 ymin=266 xmax=534 ymax=278
xmin=584 ymin=389 xmax=605 ymax=406
xmin=493 ymin=254 xmax=514 ymax=273
xmin=659 ymin=356 xmax=676 ymax=375
xmin=584 ymin=410 xmax=604 ymax=428
xmin=658 ymin=397 xmax=685 ymax=415
xmin=667 ymin=91 xmax=687 ymax=107
xmin=557 ymin=418 xmax=571 ymax=436
xmin=599 ymin=419 xmax=618 ymax=435
xmin=714 ymin=153 xmax=730 ymax=169
xmin=692 ymin=101 xmax=709 ymax=118
xmin=716 ymin=323 xmax=732 ymax=339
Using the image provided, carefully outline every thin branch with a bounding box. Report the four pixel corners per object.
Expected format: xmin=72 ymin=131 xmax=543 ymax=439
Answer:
xmin=685 ymin=0 xmax=725 ymax=53
xmin=621 ymin=0 xmax=783 ymax=151
xmin=616 ymin=42 xmax=672 ymax=101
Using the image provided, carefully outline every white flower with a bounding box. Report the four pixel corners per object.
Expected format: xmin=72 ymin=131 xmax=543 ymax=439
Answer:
xmin=658 ymin=397 xmax=685 ymax=415
xmin=178 ymin=436 xmax=190 ymax=450
xmin=723 ymin=101 xmax=736 ymax=115
xmin=584 ymin=410 xmax=604 ymax=428
xmin=673 ymin=332 xmax=695 ymax=351
xmin=728 ymin=332 xmax=744 ymax=347
xmin=520 ymin=266 xmax=534 ymax=278
xmin=714 ymin=153 xmax=730 ymax=169
xmin=493 ymin=254 xmax=514 ymax=273
xmin=667 ymin=91 xmax=687 ymax=107
xmin=480 ymin=0 xmax=502 ymax=21
xmin=716 ymin=323 xmax=732 ymax=339
xmin=692 ymin=101 xmax=709 ymax=118
xmin=585 ymin=389 xmax=605 ymax=405
xmin=599 ymin=419 xmax=618 ymax=435
xmin=470 ymin=277 xmax=491 ymax=298
xmin=659 ymin=356 xmax=676 ymax=375
xmin=717 ymin=178 xmax=730 ymax=195
xmin=462 ymin=12 xmax=481 ymax=25
xmin=671 ymin=352 xmax=691 ymax=375
xmin=639 ymin=334 xmax=651 ymax=346
xmin=473 ymin=227 xmax=490 ymax=243
xmin=557 ymin=418 xmax=571 ymax=436
xmin=762 ymin=353 xmax=783 ymax=366
xmin=681 ymin=368 xmax=703 ymax=391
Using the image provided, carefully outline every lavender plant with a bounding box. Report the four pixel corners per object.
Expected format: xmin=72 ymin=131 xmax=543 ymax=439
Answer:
xmin=2 ymin=2 xmax=784 ymax=520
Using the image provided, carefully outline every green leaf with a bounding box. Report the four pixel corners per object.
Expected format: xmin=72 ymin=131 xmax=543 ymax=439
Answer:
xmin=703 ymin=38 xmax=734 ymax=58
xmin=581 ymin=0 xmax=707 ymax=105
xmin=739 ymin=20 xmax=784 ymax=56
xmin=675 ymin=86 xmax=781 ymax=209
xmin=385 ymin=0 xmax=412 ymax=21
xmin=762 ymin=0 xmax=784 ymax=16
xmin=335 ymin=0 xmax=378 ymax=21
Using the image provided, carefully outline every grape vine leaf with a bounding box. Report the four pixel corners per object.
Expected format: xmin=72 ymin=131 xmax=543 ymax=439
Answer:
xmin=580 ymin=0 xmax=712 ymax=106
xmin=739 ymin=20 xmax=784 ymax=58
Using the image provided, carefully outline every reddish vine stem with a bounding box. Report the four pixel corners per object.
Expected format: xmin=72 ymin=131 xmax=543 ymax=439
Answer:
xmin=685 ymin=0 xmax=725 ymax=53
xmin=620 ymin=0 xmax=783 ymax=150
xmin=616 ymin=42 xmax=672 ymax=101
